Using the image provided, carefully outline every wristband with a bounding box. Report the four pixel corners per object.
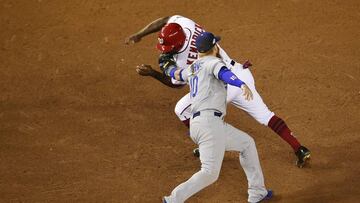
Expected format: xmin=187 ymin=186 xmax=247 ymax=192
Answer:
xmin=169 ymin=67 xmax=177 ymax=79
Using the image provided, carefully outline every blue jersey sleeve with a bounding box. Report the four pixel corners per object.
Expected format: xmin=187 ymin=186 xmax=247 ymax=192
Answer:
xmin=218 ymin=66 xmax=245 ymax=87
xmin=169 ymin=66 xmax=188 ymax=82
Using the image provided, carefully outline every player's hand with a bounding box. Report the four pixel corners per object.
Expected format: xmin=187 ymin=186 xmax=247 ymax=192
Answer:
xmin=136 ymin=64 xmax=154 ymax=76
xmin=240 ymin=84 xmax=253 ymax=101
xmin=125 ymin=34 xmax=142 ymax=44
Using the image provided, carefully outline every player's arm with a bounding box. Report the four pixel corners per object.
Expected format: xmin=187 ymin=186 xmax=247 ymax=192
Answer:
xmin=125 ymin=16 xmax=170 ymax=44
xmin=162 ymin=53 xmax=189 ymax=82
xmin=136 ymin=64 xmax=184 ymax=89
xmin=217 ymin=66 xmax=253 ymax=101
xmin=166 ymin=68 xmax=186 ymax=82
xmin=163 ymin=64 xmax=189 ymax=83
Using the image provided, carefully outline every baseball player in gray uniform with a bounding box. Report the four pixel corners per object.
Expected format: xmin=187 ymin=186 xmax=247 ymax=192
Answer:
xmin=162 ymin=32 xmax=273 ymax=203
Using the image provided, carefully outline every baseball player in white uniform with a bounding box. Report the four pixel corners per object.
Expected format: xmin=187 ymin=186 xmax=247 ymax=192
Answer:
xmin=125 ymin=15 xmax=311 ymax=167
xmin=161 ymin=32 xmax=272 ymax=203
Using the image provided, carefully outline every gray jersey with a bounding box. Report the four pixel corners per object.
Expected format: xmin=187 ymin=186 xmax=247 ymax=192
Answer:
xmin=181 ymin=56 xmax=227 ymax=115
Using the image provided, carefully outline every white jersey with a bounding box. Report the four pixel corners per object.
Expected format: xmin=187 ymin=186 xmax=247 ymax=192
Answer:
xmin=181 ymin=56 xmax=227 ymax=115
xmin=167 ymin=15 xmax=233 ymax=85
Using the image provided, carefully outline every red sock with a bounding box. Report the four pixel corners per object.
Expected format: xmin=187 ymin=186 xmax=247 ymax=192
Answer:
xmin=182 ymin=119 xmax=190 ymax=128
xmin=268 ymin=115 xmax=301 ymax=152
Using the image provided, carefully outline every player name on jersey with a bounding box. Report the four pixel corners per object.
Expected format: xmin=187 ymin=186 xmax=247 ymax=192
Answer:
xmin=186 ymin=24 xmax=204 ymax=65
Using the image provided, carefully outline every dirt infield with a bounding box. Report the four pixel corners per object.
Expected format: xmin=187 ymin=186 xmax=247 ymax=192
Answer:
xmin=1 ymin=0 xmax=359 ymax=202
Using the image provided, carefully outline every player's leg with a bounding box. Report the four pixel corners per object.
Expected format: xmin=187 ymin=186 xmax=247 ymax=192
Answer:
xmin=227 ymin=73 xmax=302 ymax=150
xmin=174 ymin=93 xmax=203 ymax=157
xmin=227 ymin=68 xmax=274 ymax=126
xmin=228 ymin=65 xmax=310 ymax=166
xmin=227 ymin=73 xmax=302 ymax=151
xmin=166 ymin=117 xmax=225 ymax=203
xmin=174 ymin=93 xmax=192 ymax=128
xmin=224 ymin=122 xmax=269 ymax=203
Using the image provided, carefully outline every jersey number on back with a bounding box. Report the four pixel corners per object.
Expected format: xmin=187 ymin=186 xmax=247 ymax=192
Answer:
xmin=190 ymin=76 xmax=199 ymax=97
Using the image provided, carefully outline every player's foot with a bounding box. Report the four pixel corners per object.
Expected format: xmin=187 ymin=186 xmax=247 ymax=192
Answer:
xmin=295 ymin=146 xmax=311 ymax=168
xmin=193 ymin=148 xmax=200 ymax=157
xmin=254 ymin=190 xmax=273 ymax=203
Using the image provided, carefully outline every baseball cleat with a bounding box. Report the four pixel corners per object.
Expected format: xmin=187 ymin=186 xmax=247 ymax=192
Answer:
xmin=193 ymin=148 xmax=200 ymax=157
xmin=295 ymin=146 xmax=311 ymax=168
xmin=255 ymin=190 xmax=273 ymax=202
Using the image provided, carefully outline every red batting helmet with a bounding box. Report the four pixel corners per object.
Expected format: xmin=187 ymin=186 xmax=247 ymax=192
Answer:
xmin=156 ymin=23 xmax=186 ymax=53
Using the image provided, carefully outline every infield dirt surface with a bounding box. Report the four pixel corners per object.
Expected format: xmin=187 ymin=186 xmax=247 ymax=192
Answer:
xmin=1 ymin=0 xmax=359 ymax=202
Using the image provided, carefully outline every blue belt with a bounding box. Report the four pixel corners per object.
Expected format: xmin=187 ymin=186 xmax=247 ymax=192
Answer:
xmin=193 ymin=111 xmax=223 ymax=119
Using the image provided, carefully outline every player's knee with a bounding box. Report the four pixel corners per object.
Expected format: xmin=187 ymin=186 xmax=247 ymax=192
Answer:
xmin=174 ymin=102 xmax=187 ymax=119
xmin=244 ymin=135 xmax=256 ymax=149
xmin=174 ymin=107 xmax=181 ymax=119
xmin=174 ymin=104 xmax=183 ymax=120
xmin=175 ymin=103 xmax=192 ymax=122
xmin=203 ymin=173 xmax=219 ymax=185
xmin=248 ymin=136 xmax=255 ymax=146
xmin=201 ymin=168 xmax=220 ymax=185
xmin=254 ymin=111 xmax=275 ymax=126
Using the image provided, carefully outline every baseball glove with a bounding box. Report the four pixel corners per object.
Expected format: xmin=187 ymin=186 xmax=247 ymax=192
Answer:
xmin=159 ymin=53 xmax=177 ymax=73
